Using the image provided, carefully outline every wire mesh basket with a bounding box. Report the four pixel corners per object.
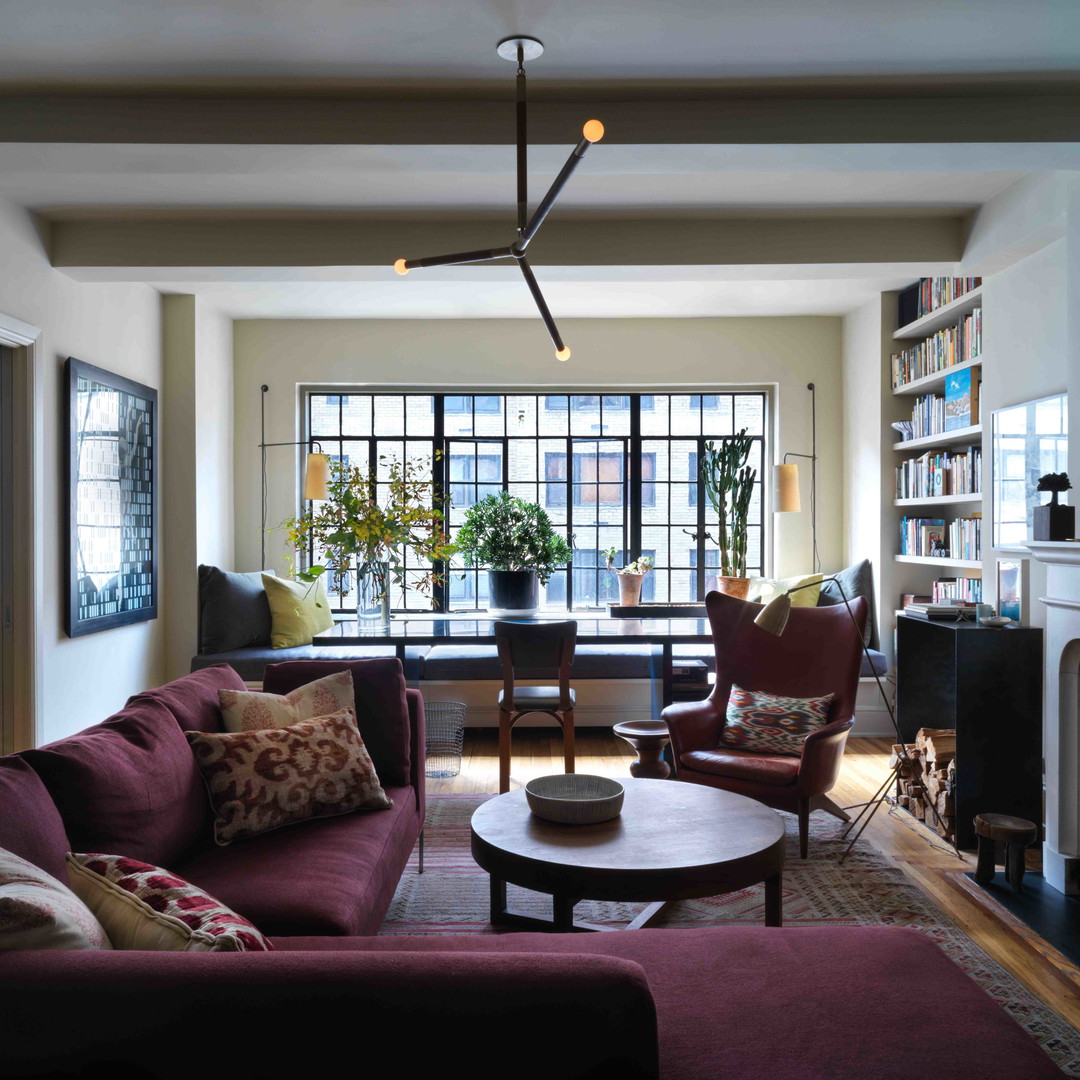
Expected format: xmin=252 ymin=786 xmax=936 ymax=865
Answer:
xmin=424 ymin=700 xmax=467 ymax=779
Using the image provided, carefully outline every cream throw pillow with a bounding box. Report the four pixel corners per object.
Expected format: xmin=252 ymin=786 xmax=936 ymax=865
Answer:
xmin=0 ymin=848 xmax=112 ymax=951
xmin=261 ymin=573 xmax=335 ymax=648
xmin=219 ymin=669 xmax=354 ymax=733
xmin=746 ymin=573 xmax=823 ymax=607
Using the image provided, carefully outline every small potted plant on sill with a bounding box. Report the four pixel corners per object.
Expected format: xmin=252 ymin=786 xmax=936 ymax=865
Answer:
xmin=282 ymin=454 xmax=456 ymax=629
xmin=455 ymin=492 xmax=573 ymax=616
xmin=602 ymin=548 xmax=654 ymax=606
xmin=699 ymin=428 xmax=757 ymax=598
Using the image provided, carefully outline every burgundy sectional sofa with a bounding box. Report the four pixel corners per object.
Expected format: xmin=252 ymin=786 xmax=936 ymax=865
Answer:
xmin=0 ymin=663 xmax=1067 ymax=1079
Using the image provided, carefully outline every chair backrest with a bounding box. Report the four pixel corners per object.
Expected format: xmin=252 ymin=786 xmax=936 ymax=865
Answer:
xmin=705 ymin=590 xmax=867 ymax=724
xmin=495 ymin=620 xmax=577 ymax=710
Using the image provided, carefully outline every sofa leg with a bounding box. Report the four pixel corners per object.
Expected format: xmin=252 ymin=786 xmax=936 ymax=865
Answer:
xmin=798 ymin=799 xmax=810 ymax=860
xmin=417 ymin=828 xmax=425 ymax=874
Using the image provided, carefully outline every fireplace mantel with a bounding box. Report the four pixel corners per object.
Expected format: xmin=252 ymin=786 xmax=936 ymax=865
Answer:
xmin=1027 ymin=540 xmax=1080 ymax=569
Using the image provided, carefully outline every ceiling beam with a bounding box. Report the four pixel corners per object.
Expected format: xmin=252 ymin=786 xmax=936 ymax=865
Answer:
xmin=5 ymin=87 xmax=1080 ymax=145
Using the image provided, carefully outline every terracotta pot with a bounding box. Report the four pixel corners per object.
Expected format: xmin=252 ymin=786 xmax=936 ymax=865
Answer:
xmin=617 ymin=573 xmax=645 ymax=606
xmin=715 ymin=576 xmax=750 ymax=599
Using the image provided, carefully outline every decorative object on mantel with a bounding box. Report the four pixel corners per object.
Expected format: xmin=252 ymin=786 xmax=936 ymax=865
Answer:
xmin=455 ymin=492 xmax=572 ymax=616
xmin=772 ymin=382 xmax=820 ymax=572
xmin=67 ymin=358 xmax=158 ymax=637
xmin=995 ymin=557 xmax=1029 ymax=624
xmin=699 ymin=428 xmax=758 ymax=597
xmin=1033 ymin=472 xmax=1074 ymax=541
xmin=282 ymin=454 xmax=455 ymax=630
xmin=393 ymin=36 xmax=603 ymax=362
xmin=603 ymin=549 xmax=654 ymax=606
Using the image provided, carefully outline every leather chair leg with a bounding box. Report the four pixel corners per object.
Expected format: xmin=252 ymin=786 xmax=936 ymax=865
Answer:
xmin=812 ymin=794 xmax=851 ymax=823
xmin=498 ymin=709 xmax=513 ymax=794
xmin=798 ymin=798 xmax=810 ymax=859
xmin=562 ymin=708 xmax=575 ymax=774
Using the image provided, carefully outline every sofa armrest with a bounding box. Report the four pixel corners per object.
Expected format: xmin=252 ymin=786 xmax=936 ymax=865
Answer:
xmin=406 ymin=687 xmax=426 ymax=813
xmin=0 ymin=949 xmax=658 ymax=1079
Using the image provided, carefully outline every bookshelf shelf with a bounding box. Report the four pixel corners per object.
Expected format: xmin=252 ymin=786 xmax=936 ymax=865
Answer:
xmin=895 ymin=555 xmax=983 ymax=570
xmin=893 ymin=286 xmax=983 ymax=341
xmin=893 ymin=356 xmax=981 ymax=397
xmin=892 ymin=424 xmax=982 ymax=452
xmin=894 ymin=493 xmax=982 ymax=507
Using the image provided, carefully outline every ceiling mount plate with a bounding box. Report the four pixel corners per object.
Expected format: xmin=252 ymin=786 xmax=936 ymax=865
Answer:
xmin=497 ymin=36 xmax=544 ymax=63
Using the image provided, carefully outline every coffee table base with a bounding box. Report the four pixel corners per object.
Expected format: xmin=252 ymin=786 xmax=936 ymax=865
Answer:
xmin=489 ymin=871 xmax=783 ymax=932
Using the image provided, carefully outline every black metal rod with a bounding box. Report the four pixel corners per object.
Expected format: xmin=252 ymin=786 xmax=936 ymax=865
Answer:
xmin=406 ymin=246 xmax=515 ymax=270
xmin=517 ymin=256 xmax=565 ymax=352
xmin=517 ymin=46 xmax=527 ymax=234
xmin=519 ymin=137 xmax=592 ymax=248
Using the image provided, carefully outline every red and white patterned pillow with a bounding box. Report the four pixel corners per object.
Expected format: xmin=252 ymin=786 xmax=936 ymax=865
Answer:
xmin=719 ymin=683 xmax=835 ymax=756
xmin=218 ymin=669 xmax=354 ymax=733
xmin=66 ymin=853 xmax=272 ymax=952
xmin=186 ymin=707 xmax=392 ymax=845
xmin=0 ymin=848 xmax=112 ymax=951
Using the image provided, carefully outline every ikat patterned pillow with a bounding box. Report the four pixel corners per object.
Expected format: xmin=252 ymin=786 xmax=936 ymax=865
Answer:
xmin=719 ymin=684 xmax=835 ymax=756
xmin=218 ymin=669 xmax=354 ymax=733
xmin=186 ymin=708 xmax=392 ymax=845
xmin=66 ymin=853 xmax=271 ymax=952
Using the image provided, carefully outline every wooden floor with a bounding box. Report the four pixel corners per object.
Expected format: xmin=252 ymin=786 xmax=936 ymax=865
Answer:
xmin=430 ymin=729 xmax=1080 ymax=1031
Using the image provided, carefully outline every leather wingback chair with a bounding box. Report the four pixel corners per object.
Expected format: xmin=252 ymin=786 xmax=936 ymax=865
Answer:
xmin=662 ymin=590 xmax=867 ymax=858
xmin=496 ymin=620 xmax=577 ymax=794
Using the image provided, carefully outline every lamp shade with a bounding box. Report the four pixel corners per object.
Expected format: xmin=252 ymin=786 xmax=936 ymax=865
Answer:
xmin=303 ymin=453 xmax=330 ymax=501
xmin=773 ymin=463 xmax=801 ymax=513
xmin=754 ymin=593 xmax=792 ymax=637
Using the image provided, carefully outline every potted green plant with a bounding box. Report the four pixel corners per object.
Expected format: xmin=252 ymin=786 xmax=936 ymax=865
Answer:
xmin=283 ymin=454 xmax=455 ymax=628
xmin=699 ymin=429 xmax=757 ymax=598
xmin=455 ymin=492 xmax=573 ymax=616
xmin=602 ymin=548 xmax=654 ymax=606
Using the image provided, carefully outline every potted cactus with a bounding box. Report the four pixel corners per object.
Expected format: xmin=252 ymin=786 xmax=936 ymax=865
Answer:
xmin=699 ymin=429 xmax=757 ymax=598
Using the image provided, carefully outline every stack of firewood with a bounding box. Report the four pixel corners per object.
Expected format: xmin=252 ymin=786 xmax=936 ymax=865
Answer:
xmin=889 ymin=727 xmax=956 ymax=839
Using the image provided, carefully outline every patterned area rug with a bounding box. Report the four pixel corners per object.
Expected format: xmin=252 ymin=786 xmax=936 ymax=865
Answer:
xmin=383 ymin=794 xmax=1080 ymax=1075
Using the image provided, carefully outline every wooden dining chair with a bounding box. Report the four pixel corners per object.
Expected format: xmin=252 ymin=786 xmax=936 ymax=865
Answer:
xmin=495 ymin=620 xmax=577 ymax=794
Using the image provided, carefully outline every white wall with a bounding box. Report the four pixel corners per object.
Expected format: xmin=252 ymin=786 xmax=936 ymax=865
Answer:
xmin=232 ymin=316 xmax=844 ymax=583
xmin=0 ymin=196 xmax=164 ymax=743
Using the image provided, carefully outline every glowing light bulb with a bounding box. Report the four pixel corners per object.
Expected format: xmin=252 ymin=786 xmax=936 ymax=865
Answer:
xmin=582 ymin=119 xmax=604 ymax=143
xmin=394 ymin=259 xmax=409 ymax=276
xmin=556 ymin=346 xmax=571 ymax=362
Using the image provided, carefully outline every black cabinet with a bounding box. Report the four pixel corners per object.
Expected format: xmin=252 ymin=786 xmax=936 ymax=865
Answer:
xmin=895 ymin=615 xmax=1043 ymax=849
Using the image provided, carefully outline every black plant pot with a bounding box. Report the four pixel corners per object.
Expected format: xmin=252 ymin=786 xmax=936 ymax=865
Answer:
xmin=1033 ymin=501 xmax=1075 ymax=541
xmin=488 ymin=570 xmax=540 ymax=617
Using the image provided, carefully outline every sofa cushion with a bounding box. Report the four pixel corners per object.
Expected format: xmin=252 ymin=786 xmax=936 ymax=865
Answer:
xmin=421 ymin=644 xmax=656 ymax=681
xmin=22 ymin=700 xmax=212 ymax=868
xmin=190 ymin=645 xmax=400 ymax=682
xmin=198 ymin=565 xmax=274 ymax=653
xmin=218 ymin=670 xmax=354 ymax=732
xmin=819 ymin=559 xmax=877 ymax=648
xmin=262 ymin=573 xmax=335 ymax=648
xmin=720 ymin=683 xmax=834 ymax=756
xmin=0 ymin=756 xmax=72 ymax=882
xmin=0 ymin=848 xmax=112 ymax=952
xmin=186 ymin=709 xmax=392 ymax=845
xmin=126 ymin=663 xmax=246 ymax=736
xmin=680 ymin=747 xmax=800 ymax=785
xmin=174 ymin=784 xmax=419 ymax=936
xmin=66 ymin=853 xmax=272 ymax=953
xmin=262 ymin=658 xmax=412 ymax=787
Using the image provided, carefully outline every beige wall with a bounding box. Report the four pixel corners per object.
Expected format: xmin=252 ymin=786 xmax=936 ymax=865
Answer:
xmin=0 ymin=195 xmax=164 ymax=744
xmin=232 ymin=315 xmax=844 ymax=588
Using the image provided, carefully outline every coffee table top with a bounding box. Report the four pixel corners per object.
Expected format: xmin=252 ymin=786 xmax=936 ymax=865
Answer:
xmin=470 ymin=778 xmax=785 ymax=903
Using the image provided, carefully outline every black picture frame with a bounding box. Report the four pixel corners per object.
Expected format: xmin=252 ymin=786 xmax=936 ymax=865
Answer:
xmin=66 ymin=358 xmax=157 ymax=637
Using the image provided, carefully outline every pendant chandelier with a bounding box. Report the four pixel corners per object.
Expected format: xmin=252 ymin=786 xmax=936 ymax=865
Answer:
xmin=394 ymin=36 xmax=604 ymax=361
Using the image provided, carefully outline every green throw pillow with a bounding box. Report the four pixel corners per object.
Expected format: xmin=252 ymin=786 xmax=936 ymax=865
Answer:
xmin=261 ymin=573 xmax=335 ymax=649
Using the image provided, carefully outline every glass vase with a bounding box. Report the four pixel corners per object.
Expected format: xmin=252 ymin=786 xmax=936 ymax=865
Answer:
xmin=355 ymin=561 xmax=391 ymax=632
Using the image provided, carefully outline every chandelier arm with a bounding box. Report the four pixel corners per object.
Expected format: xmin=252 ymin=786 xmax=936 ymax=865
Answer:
xmin=517 ymin=256 xmax=566 ymax=353
xmin=518 ymin=136 xmax=593 ymax=248
xmin=516 ymin=46 xmax=527 ymax=234
xmin=403 ymin=246 xmax=516 ymax=271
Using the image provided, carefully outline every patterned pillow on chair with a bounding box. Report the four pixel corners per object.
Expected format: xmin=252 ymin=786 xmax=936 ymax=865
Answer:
xmin=719 ymin=684 xmax=835 ymax=756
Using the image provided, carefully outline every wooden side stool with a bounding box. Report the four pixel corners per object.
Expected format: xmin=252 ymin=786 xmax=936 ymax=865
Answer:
xmin=973 ymin=813 xmax=1038 ymax=894
xmin=613 ymin=720 xmax=671 ymax=779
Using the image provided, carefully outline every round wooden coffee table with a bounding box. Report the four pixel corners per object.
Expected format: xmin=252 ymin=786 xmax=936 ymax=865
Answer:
xmin=470 ymin=778 xmax=786 ymax=932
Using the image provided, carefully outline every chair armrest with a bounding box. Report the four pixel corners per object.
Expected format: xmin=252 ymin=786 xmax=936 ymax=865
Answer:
xmin=662 ymin=694 xmax=726 ymax=759
xmin=797 ymin=716 xmax=855 ymax=797
xmin=406 ymin=687 xmax=426 ymax=814
xmin=0 ymin=949 xmax=659 ymax=1080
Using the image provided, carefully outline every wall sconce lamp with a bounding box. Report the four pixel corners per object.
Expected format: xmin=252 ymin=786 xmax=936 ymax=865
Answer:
xmin=772 ymin=382 xmax=819 ymax=572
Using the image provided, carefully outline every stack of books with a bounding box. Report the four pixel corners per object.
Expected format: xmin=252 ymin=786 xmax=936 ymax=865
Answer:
xmin=903 ymin=600 xmax=976 ymax=620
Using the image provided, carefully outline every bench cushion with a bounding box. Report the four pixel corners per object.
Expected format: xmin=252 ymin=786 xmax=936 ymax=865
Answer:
xmin=191 ymin=646 xmax=399 ymax=682
xmin=673 ymin=644 xmax=888 ymax=679
xmin=422 ymin=644 xmax=656 ymax=681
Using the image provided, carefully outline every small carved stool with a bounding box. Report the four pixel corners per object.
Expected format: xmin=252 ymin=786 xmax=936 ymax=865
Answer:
xmin=613 ymin=720 xmax=671 ymax=779
xmin=973 ymin=813 xmax=1038 ymax=894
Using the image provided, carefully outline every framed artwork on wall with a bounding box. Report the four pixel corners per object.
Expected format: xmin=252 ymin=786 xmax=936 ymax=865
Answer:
xmin=995 ymin=557 xmax=1029 ymax=625
xmin=66 ymin=358 xmax=158 ymax=637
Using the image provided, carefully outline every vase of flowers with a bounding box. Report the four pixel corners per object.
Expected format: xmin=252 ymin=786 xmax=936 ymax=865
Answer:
xmin=283 ymin=454 xmax=455 ymax=630
xmin=699 ymin=429 xmax=757 ymax=597
xmin=1034 ymin=472 xmax=1074 ymax=541
xmin=603 ymin=549 xmax=654 ymax=606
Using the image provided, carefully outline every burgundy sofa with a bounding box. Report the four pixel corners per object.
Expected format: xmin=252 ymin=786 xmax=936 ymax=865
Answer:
xmin=0 ymin=664 xmax=1067 ymax=1079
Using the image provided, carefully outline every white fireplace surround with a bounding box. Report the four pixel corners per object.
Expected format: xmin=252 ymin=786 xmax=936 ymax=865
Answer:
xmin=1026 ymin=541 xmax=1080 ymax=896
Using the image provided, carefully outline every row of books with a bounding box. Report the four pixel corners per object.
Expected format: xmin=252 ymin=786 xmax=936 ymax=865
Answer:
xmin=912 ymin=277 xmax=982 ymax=320
xmin=895 ymin=446 xmax=981 ymax=500
xmin=890 ymin=310 xmax=982 ymax=388
xmin=933 ymin=576 xmax=983 ymax=603
xmin=899 ymin=516 xmax=946 ymax=557
xmin=946 ymin=516 xmax=982 ymax=562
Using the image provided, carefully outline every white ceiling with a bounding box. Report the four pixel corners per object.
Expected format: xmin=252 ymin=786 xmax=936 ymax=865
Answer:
xmin=1 ymin=1 xmax=1075 ymax=319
